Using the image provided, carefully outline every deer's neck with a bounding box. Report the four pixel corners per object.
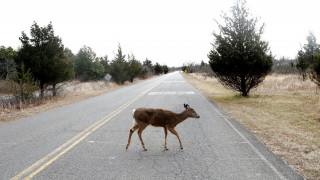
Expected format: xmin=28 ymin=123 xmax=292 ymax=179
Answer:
xmin=175 ymin=110 xmax=189 ymax=126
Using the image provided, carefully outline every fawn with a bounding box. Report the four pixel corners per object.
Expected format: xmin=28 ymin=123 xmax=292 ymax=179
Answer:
xmin=126 ymin=104 xmax=200 ymax=150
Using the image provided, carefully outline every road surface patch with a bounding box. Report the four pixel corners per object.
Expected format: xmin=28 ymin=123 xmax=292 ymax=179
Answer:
xmin=148 ymin=91 xmax=195 ymax=95
xmin=11 ymin=81 xmax=163 ymax=180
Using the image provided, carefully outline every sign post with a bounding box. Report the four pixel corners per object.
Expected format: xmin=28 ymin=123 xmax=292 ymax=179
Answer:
xmin=104 ymin=73 xmax=112 ymax=89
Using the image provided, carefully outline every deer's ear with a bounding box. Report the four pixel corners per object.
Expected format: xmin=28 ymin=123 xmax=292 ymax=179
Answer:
xmin=184 ymin=104 xmax=190 ymax=109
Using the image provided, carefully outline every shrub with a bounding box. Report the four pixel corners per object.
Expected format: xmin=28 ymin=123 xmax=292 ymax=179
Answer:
xmin=208 ymin=0 xmax=272 ymax=96
xmin=310 ymin=53 xmax=320 ymax=86
xmin=9 ymin=64 xmax=39 ymax=103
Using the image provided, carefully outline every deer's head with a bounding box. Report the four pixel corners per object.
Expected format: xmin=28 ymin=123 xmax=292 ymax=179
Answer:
xmin=184 ymin=104 xmax=200 ymax=118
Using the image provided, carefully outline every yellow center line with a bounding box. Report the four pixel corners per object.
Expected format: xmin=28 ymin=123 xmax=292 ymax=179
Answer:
xmin=11 ymin=80 xmax=162 ymax=180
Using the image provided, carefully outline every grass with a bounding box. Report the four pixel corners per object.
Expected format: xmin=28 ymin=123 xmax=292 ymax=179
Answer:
xmin=0 ymin=78 xmax=148 ymax=124
xmin=0 ymin=79 xmax=11 ymax=97
xmin=183 ymin=73 xmax=320 ymax=180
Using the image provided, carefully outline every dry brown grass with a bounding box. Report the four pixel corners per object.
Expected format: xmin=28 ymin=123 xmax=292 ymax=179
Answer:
xmin=184 ymin=73 xmax=320 ymax=180
xmin=0 ymin=80 xmax=11 ymax=97
xmin=0 ymin=78 xmax=149 ymax=124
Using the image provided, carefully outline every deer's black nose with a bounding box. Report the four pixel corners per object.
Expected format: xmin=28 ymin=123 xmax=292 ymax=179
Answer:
xmin=197 ymin=115 xmax=200 ymax=118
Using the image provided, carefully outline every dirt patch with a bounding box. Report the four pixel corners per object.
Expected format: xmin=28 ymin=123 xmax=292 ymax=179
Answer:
xmin=184 ymin=73 xmax=320 ymax=180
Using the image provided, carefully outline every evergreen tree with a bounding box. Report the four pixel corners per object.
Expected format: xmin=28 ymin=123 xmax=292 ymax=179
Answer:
xmin=143 ymin=58 xmax=154 ymax=76
xmin=143 ymin=59 xmax=152 ymax=67
xmin=208 ymin=0 xmax=272 ymax=96
xmin=64 ymin=48 xmax=76 ymax=61
xmin=128 ymin=54 xmax=143 ymax=82
xmin=110 ymin=45 xmax=129 ymax=84
xmin=0 ymin=46 xmax=17 ymax=79
xmin=74 ymin=45 xmax=105 ymax=81
xmin=304 ymin=32 xmax=320 ymax=65
xmin=9 ymin=64 xmax=39 ymax=103
xmin=296 ymin=50 xmax=310 ymax=80
xmin=100 ymin=55 xmax=111 ymax=73
xmin=200 ymin=60 xmax=206 ymax=67
xmin=154 ymin=62 xmax=163 ymax=75
xmin=163 ymin=65 xmax=169 ymax=74
xmin=310 ymin=53 xmax=320 ymax=86
xmin=15 ymin=22 xmax=74 ymax=97
xmin=296 ymin=32 xmax=320 ymax=80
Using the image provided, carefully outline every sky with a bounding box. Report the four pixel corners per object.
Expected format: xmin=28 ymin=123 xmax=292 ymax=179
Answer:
xmin=1 ymin=0 xmax=320 ymax=67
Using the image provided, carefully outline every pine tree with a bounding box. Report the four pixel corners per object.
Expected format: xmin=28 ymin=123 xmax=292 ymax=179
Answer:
xmin=143 ymin=58 xmax=154 ymax=76
xmin=110 ymin=45 xmax=129 ymax=84
xmin=310 ymin=53 xmax=320 ymax=86
xmin=74 ymin=45 xmax=105 ymax=81
xmin=0 ymin=46 xmax=17 ymax=79
xmin=208 ymin=0 xmax=272 ymax=96
xmin=154 ymin=63 xmax=163 ymax=75
xmin=296 ymin=32 xmax=320 ymax=80
xmin=163 ymin=65 xmax=169 ymax=74
xmin=16 ymin=22 xmax=74 ymax=97
xmin=10 ymin=64 xmax=39 ymax=103
xmin=296 ymin=50 xmax=310 ymax=80
xmin=100 ymin=55 xmax=111 ymax=73
xmin=128 ymin=54 xmax=143 ymax=82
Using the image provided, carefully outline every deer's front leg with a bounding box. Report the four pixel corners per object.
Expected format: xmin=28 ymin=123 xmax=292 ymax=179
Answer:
xmin=168 ymin=127 xmax=183 ymax=149
xmin=164 ymin=127 xmax=168 ymax=150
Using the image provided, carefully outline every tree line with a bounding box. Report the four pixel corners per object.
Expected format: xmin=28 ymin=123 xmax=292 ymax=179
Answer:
xmin=0 ymin=22 xmax=169 ymax=101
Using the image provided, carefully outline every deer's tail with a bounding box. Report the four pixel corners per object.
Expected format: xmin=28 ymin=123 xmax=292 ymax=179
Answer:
xmin=132 ymin=109 xmax=136 ymax=124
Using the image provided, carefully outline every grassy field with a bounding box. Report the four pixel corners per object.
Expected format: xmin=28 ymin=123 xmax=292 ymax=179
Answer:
xmin=183 ymin=73 xmax=320 ymax=180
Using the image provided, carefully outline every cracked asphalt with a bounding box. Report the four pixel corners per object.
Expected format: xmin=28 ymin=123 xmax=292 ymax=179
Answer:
xmin=0 ymin=72 xmax=303 ymax=179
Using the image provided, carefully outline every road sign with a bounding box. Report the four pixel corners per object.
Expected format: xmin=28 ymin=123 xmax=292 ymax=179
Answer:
xmin=104 ymin=73 xmax=112 ymax=81
xmin=104 ymin=73 xmax=112 ymax=89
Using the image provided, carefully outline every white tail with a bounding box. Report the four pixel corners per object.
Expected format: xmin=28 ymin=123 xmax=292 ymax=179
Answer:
xmin=126 ymin=104 xmax=200 ymax=150
xmin=132 ymin=109 xmax=136 ymax=124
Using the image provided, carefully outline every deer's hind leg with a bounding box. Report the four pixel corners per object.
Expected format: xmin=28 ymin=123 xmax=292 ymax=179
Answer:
xmin=126 ymin=124 xmax=139 ymax=149
xmin=137 ymin=124 xmax=148 ymax=151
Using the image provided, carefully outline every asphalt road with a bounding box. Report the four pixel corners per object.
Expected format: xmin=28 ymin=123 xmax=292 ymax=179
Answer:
xmin=0 ymin=72 xmax=303 ymax=179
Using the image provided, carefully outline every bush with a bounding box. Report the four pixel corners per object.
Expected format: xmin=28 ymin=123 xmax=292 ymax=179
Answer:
xmin=0 ymin=46 xmax=17 ymax=79
xmin=128 ymin=56 xmax=143 ymax=82
xmin=109 ymin=45 xmax=128 ymax=84
xmin=0 ymin=80 xmax=11 ymax=94
xmin=208 ymin=0 xmax=272 ymax=96
xmin=154 ymin=63 xmax=163 ymax=75
xmin=163 ymin=65 xmax=169 ymax=74
xmin=310 ymin=53 xmax=320 ymax=86
xmin=74 ymin=46 xmax=105 ymax=81
xmin=9 ymin=64 xmax=39 ymax=103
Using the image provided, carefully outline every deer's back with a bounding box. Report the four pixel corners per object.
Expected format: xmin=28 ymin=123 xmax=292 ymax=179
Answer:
xmin=134 ymin=108 xmax=178 ymax=127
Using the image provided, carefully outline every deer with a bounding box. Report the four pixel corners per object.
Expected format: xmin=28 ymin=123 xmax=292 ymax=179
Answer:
xmin=126 ymin=104 xmax=200 ymax=151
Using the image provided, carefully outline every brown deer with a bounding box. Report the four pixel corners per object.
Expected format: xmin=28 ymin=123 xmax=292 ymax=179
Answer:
xmin=126 ymin=104 xmax=200 ymax=151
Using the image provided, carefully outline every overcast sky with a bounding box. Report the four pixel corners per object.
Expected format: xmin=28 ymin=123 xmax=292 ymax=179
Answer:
xmin=1 ymin=0 xmax=320 ymax=67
